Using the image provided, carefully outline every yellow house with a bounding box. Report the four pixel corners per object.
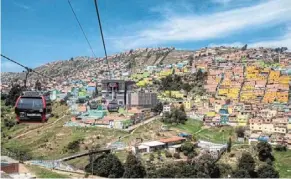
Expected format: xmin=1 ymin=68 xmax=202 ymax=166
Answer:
xmin=183 ymin=100 xmax=193 ymax=110
xmin=206 ymin=111 xmax=216 ymax=117
xmin=287 ymin=124 xmax=291 ymax=130
xmin=218 ymin=89 xmax=229 ymax=95
xmin=163 ymin=91 xmax=184 ymax=99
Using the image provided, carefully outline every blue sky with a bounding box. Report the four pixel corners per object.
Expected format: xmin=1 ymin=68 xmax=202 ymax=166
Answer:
xmin=1 ymin=0 xmax=291 ymax=72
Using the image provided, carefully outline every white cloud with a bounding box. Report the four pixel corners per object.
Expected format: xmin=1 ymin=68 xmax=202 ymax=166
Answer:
xmin=1 ymin=61 xmax=25 ymax=72
xmin=111 ymin=0 xmax=291 ymax=50
xmin=12 ymin=1 xmax=32 ymax=10
xmin=209 ymin=28 xmax=291 ymax=50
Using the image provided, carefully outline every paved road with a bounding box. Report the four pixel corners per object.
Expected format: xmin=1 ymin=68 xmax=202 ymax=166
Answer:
xmin=13 ymin=111 xmax=69 ymax=139
xmin=124 ymin=116 xmax=158 ymax=132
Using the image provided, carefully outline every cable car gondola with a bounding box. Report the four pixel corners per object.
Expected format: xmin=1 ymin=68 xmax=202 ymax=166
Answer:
xmin=107 ymin=100 xmax=119 ymax=112
xmin=15 ymin=91 xmax=52 ymax=123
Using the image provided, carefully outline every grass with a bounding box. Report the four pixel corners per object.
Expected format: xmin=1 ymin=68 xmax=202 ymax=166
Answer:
xmin=25 ymin=165 xmax=70 ymax=178
xmin=219 ymin=144 xmax=291 ymax=178
xmin=172 ymin=119 xmax=235 ymax=143
xmin=273 ymin=150 xmax=291 ymax=178
xmin=66 ymin=156 xmax=90 ymax=170
xmin=114 ymin=150 xmax=129 ymax=163
xmin=175 ymin=119 xmax=203 ymax=133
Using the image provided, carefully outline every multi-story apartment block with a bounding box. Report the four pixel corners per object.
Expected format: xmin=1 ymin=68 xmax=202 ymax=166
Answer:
xmin=127 ymin=92 xmax=158 ymax=108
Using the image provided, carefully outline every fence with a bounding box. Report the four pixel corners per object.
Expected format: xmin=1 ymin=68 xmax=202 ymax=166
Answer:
xmin=27 ymin=160 xmax=76 ymax=172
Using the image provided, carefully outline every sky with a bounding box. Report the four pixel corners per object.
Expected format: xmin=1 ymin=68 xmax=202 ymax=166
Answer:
xmin=1 ymin=0 xmax=291 ymax=72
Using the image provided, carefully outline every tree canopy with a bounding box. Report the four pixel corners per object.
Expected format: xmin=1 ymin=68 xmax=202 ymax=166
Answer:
xmin=257 ymin=164 xmax=279 ymax=178
xmin=256 ymin=141 xmax=274 ymax=162
xmin=85 ymin=154 xmax=124 ymax=178
xmin=123 ymin=152 xmax=146 ymax=178
xmin=237 ymin=152 xmax=256 ymax=177
xmin=5 ymin=84 xmax=24 ymax=106
xmin=161 ymin=108 xmax=187 ymax=124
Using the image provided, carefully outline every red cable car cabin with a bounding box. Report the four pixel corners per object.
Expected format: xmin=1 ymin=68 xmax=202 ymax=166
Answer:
xmin=15 ymin=91 xmax=52 ymax=123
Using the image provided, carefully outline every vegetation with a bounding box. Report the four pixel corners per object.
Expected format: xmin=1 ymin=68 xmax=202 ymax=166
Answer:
xmin=217 ymin=163 xmax=233 ymax=178
xmin=256 ymin=141 xmax=274 ymax=162
xmin=181 ymin=142 xmax=195 ymax=156
xmin=152 ymin=102 xmax=163 ymax=114
xmin=85 ymin=153 xmax=124 ymax=178
xmin=63 ymin=138 xmax=83 ymax=153
xmin=236 ymin=152 xmax=256 ymax=177
xmin=5 ymin=84 xmax=24 ymax=106
xmin=257 ymin=164 xmax=279 ymax=178
xmin=123 ymin=153 xmax=147 ymax=178
xmin=146 ymin=153 xmax=220 ymax=178
xmin=26 ymin=165 xmax=69 ymax=178
xmin=235 ymin=126 xmax=245 ymax=138
xmin=273 ymin=150 xmax=291 ymax=178
xmin=227 ymin=137 xmax=232 ymax=152
xmin=161 ymin=108 xmax=187 ymax=124
xmin=159 ymin=70 xmax=207 ymax=96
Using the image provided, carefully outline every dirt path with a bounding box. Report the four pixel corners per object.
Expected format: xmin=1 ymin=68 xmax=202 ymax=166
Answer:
xmin=13 ymin=112 xmax=69 ymax=139
xmin=125 ymin=116 xmax=158 ymax=132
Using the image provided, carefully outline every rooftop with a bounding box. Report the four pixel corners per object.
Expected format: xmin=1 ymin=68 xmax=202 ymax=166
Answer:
xmin=140 ymin=141 xmax=165 ymax=147
xmin=159 ymin=136 xmax=186 ymax=143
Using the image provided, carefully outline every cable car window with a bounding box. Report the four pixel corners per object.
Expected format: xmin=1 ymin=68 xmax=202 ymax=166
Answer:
xmin=17 ymin=98 xmax=43 ymax=109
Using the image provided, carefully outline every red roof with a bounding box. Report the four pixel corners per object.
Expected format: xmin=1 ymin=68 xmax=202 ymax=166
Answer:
xmin=159 ymin=136 xmax=186 ymax=143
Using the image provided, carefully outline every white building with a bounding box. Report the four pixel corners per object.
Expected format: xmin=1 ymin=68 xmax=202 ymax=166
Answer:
xmin=163 ymin=105 xmax=171 ymax=113
xmin=131 ymin=141 xmax=165 ymax=154
xmin=198 ymin=140 xmax=227 ymax=154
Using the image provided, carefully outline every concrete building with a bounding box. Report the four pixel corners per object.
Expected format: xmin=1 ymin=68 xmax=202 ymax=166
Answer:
xmin=101 ymin=80 xmax=134 ymax=106
xmin=132 ymin=141 xmax=165 ymax=154
xmin=127 ymin=92 xmax=158 ymax=108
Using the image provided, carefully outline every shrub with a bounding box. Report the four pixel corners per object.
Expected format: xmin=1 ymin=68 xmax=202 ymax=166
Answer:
xmin=187 ymin=152 xmax=195 ymax=159
xmin=149 ymin=153 xmax=155 ymax=161
xmin=173 ymin=152 xmax=180 ymax=159
xmin=274 ymin=144 xmax=287 ymax=152
xmin=65 ymin=139 xmax=82 ymax=153
xmin=165 ymin=150 xmax=172 ymax=158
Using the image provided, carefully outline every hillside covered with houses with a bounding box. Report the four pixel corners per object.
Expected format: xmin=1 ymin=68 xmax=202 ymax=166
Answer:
xmin=1 ymin=46 xmax=291 ymax=178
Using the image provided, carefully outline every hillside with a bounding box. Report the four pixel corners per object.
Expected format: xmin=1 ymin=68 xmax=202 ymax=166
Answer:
xmin=2 ymin=46 xmax=274 ymax=87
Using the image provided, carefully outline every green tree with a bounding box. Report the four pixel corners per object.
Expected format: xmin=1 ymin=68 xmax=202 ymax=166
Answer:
xmin=152 ymin=102 xmax=163 ymax=114
xmin=182 ymin=83 xmax=192 ymax=94
xmin=5 ymin=84 xmax=23 ymax=106
xmin=194 ymin=153 xmax=220 ymax=178
xmin=237 ymin=152 xmax=256 ymax=177
xmin=256 ymin=141 xmax=274 ymax=161
xmin=227 ymin=137 xmax=232 ymax=152
xmin=181 ymin=142 xmax=195 ymax=156
xmin=85 ymin=154 xmax=124 ymax=178
xmin=162 ymin=108 xmax=187 ymax=124
xmin=149 ymin=153 xmax=155 ymax=161
xmin=218 ymin=163 xmax=233 ymax=178
xmin=123 ymin=152 xmax=146 ymax=178
xmin=257 ymin=164 xmax=279 ymax=178
xmin=232 ymin=169 xmax=251 ymax=178
xmin=235 ymin=126 xmax=245 ymax=138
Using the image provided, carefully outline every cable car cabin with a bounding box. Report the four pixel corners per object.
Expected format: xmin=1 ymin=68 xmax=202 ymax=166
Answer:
xmin=15 ymin=91 xmax=52 ymax=123
xmin=107 ymin=100 xmax=119 ymax=112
